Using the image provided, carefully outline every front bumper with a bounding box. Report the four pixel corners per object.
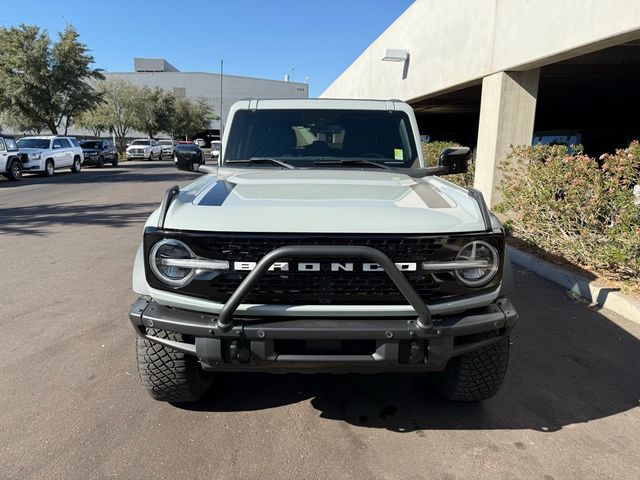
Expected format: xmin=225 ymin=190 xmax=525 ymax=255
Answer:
xmin=129 ymin=297 xmax=518 ymax=373
xmin=127 ymin=152 xmax=149 ymax=159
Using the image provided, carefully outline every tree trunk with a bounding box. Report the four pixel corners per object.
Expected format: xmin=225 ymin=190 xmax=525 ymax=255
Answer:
xmin=48 ymin=120 xmax=58 ymax=135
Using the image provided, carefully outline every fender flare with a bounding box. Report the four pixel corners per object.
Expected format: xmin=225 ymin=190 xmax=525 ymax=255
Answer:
xmin=499 ymin=248 xmax=514 ymax=298
xmin=132 ymin=243 xmax=150 ymax=296
xmin=5 ymin=154 xmax=22 ymax=172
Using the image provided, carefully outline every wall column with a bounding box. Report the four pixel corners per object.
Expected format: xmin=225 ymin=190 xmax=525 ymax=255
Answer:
xmin=473 ymin=69 xmax=540 ymax=206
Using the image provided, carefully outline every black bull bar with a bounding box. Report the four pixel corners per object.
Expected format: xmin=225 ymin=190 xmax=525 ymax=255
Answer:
xmin=215 ymin=245 xmax=433 ymax=330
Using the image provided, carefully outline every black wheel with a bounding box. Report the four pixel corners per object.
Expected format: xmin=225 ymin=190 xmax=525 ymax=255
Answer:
xmin=136 ymin=328 xmax=214 ymax=402
xmin=44 ymin=159 xmax=55 ymax=177
xmin=432 ymin=331 xmax=510 ymax=402
xmin=112 ymin=154 xmax=119 ymax=167
xmin=7 ymin=160 xmax=22 ymax=181
xmin=158 ymin=151 xmax=163 ymax=161
xmin=96 ymin=155 xmax=104 ymax=168
xmin=71 ymin=156 xmax=82 ymax=173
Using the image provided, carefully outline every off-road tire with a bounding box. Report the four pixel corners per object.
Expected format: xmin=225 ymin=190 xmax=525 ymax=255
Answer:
xmin=136 ymin=328 xmax=213 ymax=402
xmin=432 ymin=331 xmax=510 ymax=402
xmin=44 ymin=159 xmax=54 ymax=177
xmin=7 ymin=160 xmax=22 ymax=181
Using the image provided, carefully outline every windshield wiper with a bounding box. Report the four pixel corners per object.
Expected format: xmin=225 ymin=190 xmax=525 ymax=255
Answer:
xmin=313 ymin=159 xmax=390 ymax=170
xmin=226 ymin=157 xmax=295 ymax=169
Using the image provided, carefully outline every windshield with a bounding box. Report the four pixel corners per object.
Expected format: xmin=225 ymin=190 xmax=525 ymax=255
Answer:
xmin=17 ymin=138 xmax=50 ymax=149
xmin=130 ymin=140 xmax=150 ymax=146
xmin=224 ymin=109 xmax=418 ymax=168
xmin=158 ymin=140 xmax=173 ymax=145
xmin=80 ymin=141 xmax=102 ymax=149
xmin=176 ymin=145 xmax=200 ymax=151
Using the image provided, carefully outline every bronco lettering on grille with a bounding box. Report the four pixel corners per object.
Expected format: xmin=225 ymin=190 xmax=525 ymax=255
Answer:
xmin=233 ymin=261 xmax=418 ymax=272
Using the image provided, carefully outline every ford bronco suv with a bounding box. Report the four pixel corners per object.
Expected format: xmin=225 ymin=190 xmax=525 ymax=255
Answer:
xmin=129 ymin=99 xmax=518 ymax=403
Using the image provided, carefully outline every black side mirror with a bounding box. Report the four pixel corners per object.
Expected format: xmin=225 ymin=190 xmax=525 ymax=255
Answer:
xmin=438 ymin=147 xmax=471 ymax=175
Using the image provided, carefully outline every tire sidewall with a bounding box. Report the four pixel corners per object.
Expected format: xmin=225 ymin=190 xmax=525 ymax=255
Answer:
xmin=45 ymin=160 xmax=54 ymax=177
xmin=8 ymin=161 xmax=22 ymax=181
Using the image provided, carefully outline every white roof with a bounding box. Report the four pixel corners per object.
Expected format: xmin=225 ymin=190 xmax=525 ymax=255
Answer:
xmin=234 ymin=98 xmax=407 ymax=111
xmin=20 ymin=135 xmax=74 ymax=139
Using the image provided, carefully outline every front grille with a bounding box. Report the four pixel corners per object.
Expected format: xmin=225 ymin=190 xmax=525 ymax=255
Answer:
xmin=144 ymin=232 xmax=503 ymax=305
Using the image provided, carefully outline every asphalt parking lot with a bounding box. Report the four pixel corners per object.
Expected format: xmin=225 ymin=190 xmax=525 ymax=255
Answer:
xmin=1 ymin=161 xmax=639 ymax=480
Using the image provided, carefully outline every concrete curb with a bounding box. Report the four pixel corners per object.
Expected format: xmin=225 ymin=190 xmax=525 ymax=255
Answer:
xmin=507 ymin=246 xmax=640 ymax=324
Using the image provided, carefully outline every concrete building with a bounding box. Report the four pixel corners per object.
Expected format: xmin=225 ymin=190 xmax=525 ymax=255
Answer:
xmin=322 ymin=0 xmax=640 ymax=205
xmin=105 ymin=57 xmax=308 ymax=136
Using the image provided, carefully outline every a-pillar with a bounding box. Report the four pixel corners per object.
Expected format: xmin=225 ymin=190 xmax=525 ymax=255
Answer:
xmin=473 ymin=69 xmax=540 ymax=207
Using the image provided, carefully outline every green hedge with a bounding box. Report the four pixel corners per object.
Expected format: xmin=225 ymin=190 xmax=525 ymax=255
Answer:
xmin=496 ymin=142 xmax=640 ymax=282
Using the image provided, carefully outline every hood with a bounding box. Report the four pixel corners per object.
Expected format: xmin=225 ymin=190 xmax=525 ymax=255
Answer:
xmin=162 ymin=169 xmax=486 ymax=234
xmin=127 ymin=144 xmax=149 ymax=150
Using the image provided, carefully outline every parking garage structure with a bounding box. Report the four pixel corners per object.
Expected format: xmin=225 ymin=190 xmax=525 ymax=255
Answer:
xmin=321 ymin=0 xmax=640 ymax=206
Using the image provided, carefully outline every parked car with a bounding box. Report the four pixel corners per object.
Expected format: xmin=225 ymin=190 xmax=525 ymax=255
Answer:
xmin=17 ymin=136 xmax=83 ymax=176
xmin=174 ymin=143 xmax=205 ymax=171
xmin=126 ymin=139 xmax=163 ymax=160
xmin=157 ymin=139 xmax=176 ymax=158
xmin=0 ymin=134 xmax=24 ymax=181
xmin=129 ymin=98 xmax=518 ymax=404
xmin=79 ymin=139 xmax=118 ymax=167
xmin=210 ymin=140 xmax=221 ymax=159
xmin=194 ymin=138 xmax=206 ymax=148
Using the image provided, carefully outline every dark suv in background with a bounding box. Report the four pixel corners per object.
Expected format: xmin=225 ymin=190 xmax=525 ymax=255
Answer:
xmin=80 ymin=139 xmax=118 ymax=167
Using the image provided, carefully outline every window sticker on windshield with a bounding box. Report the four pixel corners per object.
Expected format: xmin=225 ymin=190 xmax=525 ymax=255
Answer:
xmin=394 ymin=148 xmax=404 ymax=160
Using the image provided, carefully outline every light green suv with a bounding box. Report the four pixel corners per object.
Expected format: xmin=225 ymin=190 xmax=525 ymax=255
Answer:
xmin=129 ymin=99 xmax=518 ymax=403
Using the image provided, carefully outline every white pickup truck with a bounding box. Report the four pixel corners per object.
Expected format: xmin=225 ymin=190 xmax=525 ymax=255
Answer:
xmin=126 ymin=139 xmax=163 ymax=160
xmin=17 ymin=136 xmax=84 ymax=176
xmin=0 ymin=135 xmax=24 ymax=181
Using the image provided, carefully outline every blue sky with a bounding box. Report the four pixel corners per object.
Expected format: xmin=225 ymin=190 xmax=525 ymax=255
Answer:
xmin=1 ymin=0 xmax=414 ymax=97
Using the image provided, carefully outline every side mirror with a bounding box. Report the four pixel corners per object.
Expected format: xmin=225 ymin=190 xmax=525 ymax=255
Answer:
xmin=437 ymin=147 xmax=471 ymax=175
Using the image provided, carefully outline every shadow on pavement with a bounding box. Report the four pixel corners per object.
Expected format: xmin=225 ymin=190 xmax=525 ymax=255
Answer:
xmin=0 ymin=202 xmax=158 ymax=235
xmin=0 ymin=161 xmax=199 ymax=189
xmin=176 ymin=268 xmax=640 ymax=433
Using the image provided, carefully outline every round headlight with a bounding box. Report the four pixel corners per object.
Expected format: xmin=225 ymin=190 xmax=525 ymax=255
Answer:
xmin=455 ymin=240 xmax=499 ymax=287
xmin=150 ymin=239 xmax=196 ymax=287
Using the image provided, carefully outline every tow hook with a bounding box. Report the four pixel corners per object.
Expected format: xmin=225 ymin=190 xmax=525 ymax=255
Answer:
xmin=229 ymin=340 xmax=251 ymax=364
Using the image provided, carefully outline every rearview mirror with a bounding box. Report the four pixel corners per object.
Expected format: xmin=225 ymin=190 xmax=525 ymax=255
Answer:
xmin=437 ymin=147 xmax=471 ymax=175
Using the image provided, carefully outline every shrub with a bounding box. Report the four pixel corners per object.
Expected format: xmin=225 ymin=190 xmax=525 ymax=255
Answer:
xmin=497 ymin=142 xmax=640 ymax=282
xmin=421 ymin=141 xmax=475 ymax=188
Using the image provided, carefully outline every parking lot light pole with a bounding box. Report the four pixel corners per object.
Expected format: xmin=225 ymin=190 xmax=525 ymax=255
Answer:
xmin=220 ymin=59 xmax=224 ymax=139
